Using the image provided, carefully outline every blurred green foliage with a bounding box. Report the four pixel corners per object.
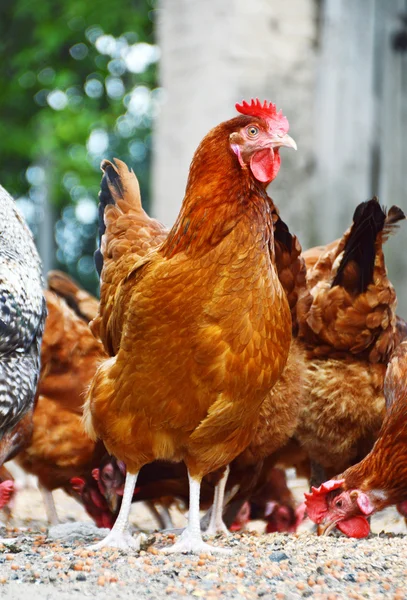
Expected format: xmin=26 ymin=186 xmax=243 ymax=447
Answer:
xmin=0 ymin=0 xmax=159 ymax=293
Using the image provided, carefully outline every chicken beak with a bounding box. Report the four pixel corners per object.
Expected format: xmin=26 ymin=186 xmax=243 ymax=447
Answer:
xmin=317 ymin=520 xmax=337 ymax=536
xmin=270 ymin=133 xmax=297 ymax=151
xmin=105 ymin=488 xmax=119 ymax=513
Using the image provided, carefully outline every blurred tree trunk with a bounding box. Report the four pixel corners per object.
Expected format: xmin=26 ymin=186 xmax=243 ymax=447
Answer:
xmin=36 ymin=166 xmax=55 ymax=278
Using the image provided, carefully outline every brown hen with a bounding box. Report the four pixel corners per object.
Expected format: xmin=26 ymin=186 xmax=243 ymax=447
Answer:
xmin=83 ymin=99 xmax=297 ymax=553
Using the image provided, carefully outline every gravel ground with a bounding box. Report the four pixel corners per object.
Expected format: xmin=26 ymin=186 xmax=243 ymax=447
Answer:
xmin=0 ymin=475 xmax=406 ymax=600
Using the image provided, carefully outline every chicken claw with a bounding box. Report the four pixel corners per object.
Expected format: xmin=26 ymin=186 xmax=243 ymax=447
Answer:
xmin=204 ymin=466 xmax=231 ymax=537
xmin=162 ymin=472 xmax=232 ymax=554
xmin=89 ymin=530 xmax=146 ymax=551
xmin=162 ymin=528 xmax=232 ymax=555
xmin=204 ymin=520 xmax=230 ymax=537
xmin=88 ymin=471 xmax=143 ymax=551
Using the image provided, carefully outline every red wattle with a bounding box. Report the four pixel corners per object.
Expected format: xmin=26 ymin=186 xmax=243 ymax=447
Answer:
xmin=250 ymin=148 xmax=280 ymax=183
xmin=337 ymin=516 xmax=370 ymax=538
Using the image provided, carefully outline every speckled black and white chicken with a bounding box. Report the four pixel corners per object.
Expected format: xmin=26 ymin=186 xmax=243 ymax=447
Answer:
xmin=0 ymin=184 xmax=46 ymax=468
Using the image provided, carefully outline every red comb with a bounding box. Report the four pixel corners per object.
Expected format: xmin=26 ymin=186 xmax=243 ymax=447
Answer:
xmin=304 ymin=479 xmax=345 ymax=524
xmin=236 ymin=99 xmax=289 ymax=132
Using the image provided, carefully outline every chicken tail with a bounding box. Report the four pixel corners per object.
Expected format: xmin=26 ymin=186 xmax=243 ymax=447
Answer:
xmin=47 ymin=270 xmax=99 ymax=323
xmin=94 ymin=159 xmax=143 ymax=277
xmin=94 ymin=158 xmax=168 ymax=280
xmin=332 ymin=198 xmax=405 ymax=294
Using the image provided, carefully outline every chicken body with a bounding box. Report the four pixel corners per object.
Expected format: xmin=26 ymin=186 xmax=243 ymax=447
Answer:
xmin=295 ymin=199 xmax=405 ymax=483
xmin=84 ymin=101 xmax=296 ymax=552
xmin=305 ymin=339 xmax=407 ymax=538
xmin=74 ymin=175 xmax=307 ymax=538
xmin=0 ymin=185 xmax=46 ymax=464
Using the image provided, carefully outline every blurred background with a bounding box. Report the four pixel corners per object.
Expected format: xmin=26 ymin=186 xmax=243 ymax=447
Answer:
xmin=1 ymin=0 xmax=406 ymax=311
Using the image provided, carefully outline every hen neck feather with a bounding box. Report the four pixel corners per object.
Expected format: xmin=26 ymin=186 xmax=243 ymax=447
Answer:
xmin=161 ymin=124 xmax=275 ymax=259
xmin=343 ymin=404 xmax=407 ymax=508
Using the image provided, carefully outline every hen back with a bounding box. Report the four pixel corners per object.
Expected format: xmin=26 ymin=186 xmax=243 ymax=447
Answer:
xmin=0 ymin=185 xmax=46 ymax=464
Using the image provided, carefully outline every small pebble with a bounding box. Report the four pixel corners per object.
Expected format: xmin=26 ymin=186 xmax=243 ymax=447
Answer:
xmin=269 ymin=551 xmax=289 ymax=562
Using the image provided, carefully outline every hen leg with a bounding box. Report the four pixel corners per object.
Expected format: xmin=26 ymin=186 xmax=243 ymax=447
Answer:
xmin=205 ymin=465 xmax=230 ymax=536
xmin=39 ymin=485 xmax=59 ymax=525
xmin=89 ymin=471 xmax=145 ymax=550
xmin=158 ymin=504 xmax=174 ymax=530
xmin=163 ymin=471 xmax=231 ymax=554
xmin=200 ymin=483 xmax=240 ymax=530
xmin=145 ymin=501 xmax=174 ymax=530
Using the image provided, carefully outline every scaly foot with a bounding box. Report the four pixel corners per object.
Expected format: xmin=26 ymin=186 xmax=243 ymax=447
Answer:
xmin=162 ymin=528 xmax=232 ymax=555
xmin=204 ymin=520 xmax=230 ymax=537
xmin=88 ymin=530 xmax=146 ymax=551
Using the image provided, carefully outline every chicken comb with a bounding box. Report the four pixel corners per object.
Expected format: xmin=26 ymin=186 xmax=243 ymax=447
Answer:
xmin=236 ymin=99 xmax=289 ymax=132
xmin=304 ymin=479 xmax=345 ymax=523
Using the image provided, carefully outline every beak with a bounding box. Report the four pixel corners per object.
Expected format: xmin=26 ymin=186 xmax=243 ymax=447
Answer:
xmin=317 ymin=520 xmax=337 ymax=536
xmin=270 ymin=133 xmax=297 ymax=151
xmin=105 ymin=488 xmax=119 ymax=513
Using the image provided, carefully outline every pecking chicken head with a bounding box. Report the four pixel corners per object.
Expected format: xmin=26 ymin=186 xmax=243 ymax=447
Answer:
xmin=305 ymin=479 xmax=374 ymax=538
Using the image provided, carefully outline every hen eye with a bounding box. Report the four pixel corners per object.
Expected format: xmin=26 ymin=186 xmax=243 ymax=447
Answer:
xmin=247 ymin=126 xmax=259 ymax=137
xmin=335 ymin=499 xmax=343 ymax=508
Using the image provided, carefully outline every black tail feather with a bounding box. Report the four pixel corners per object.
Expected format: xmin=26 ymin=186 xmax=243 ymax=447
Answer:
xmin=332 ymin=197 xmax=386 ymax=294
xmin=94 ymin=161 xmax=119 ymax=277
xmin=274 ymin=214 xmax=293 ymax=254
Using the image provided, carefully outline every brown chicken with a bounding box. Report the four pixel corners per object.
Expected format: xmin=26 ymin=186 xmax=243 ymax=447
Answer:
xmin=75 ymin=209 xmax=307 ymax=536
xmin=16 ymin=279 xmax=106 ymax=523
xmin=295 ymin=198 xmax=406 ymax=485
xmin=87 ymin=169 xmax=307 ymax=537
xmin=83 ymin=99 xmax=297 ymax=553
xmin=305 ymin=338 xmax=407 ymax=538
